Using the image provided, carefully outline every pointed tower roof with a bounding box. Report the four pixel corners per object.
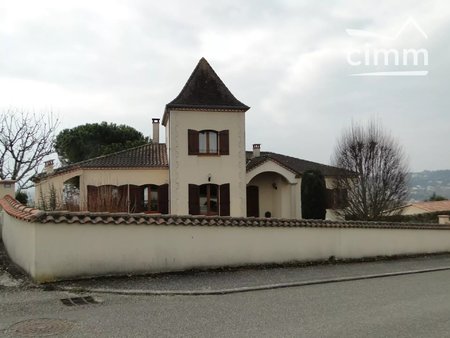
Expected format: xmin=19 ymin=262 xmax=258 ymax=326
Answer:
xmin=163 ymin=58 xmax=249 ymax=125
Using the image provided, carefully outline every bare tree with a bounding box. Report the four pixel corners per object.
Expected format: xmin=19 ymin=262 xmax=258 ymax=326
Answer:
xmin=331 ymin=120 xmax=409 ymax=221
xmin=0 ymin=110 xmax=59 ymax=190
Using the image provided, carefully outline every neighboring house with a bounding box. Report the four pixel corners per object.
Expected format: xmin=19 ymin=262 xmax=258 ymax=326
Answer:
xmin=33 ymin=58 xmax=347 ymax=220
xmin=397 ymin=200 xmax=450 ymax=215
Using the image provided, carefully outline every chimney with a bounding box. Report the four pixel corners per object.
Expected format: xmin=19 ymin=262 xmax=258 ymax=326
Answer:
xmin=152 ymin=118 xmax=160 ymax=143
xmin=253 ymin=144 xmax=261 ymax=158
xmin=44 ymin=160 xmax=54 ymax=174
xmin=0 ymin=180 xmax=16 ymax=199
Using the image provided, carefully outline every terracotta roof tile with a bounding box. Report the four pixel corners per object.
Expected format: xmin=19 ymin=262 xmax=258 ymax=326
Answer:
xmin=409 ymin=200 xmax=450 ymax=212
xmin=0 ymin=195 xmax=44 ymax=221
xmin=246 ymin=151 xmax=350 ymax=177
xmin=2 ymin=195 xmax=450 ymax=230
xmin=33 ymin=143 xmax=168 ymax=182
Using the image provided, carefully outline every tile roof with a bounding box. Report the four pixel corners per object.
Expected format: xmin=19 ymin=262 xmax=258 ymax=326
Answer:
xmin=0 ymin=195 xmax=43 ymax=221
xmin=33 ymin=143 xmax=168 ymax=182
xmin=163 ymin=58 xmax=249 ymax=125
xmin=1 ymin=195 xmax=449 ymax=230
xmin=246 ymin=151 xmax=350 ymax=177
xmin=408 ymin=200 xmax=450 ymax=212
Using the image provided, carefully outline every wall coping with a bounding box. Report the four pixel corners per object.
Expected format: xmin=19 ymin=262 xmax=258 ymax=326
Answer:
xmin=2 ymin=195 xmax=450 ymax=230
xmin=0 ymin=195 xmax=44 ymax=222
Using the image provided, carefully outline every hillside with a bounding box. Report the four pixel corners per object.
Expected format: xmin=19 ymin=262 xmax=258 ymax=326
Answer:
xmin=409 ymin=170 xmax=450 ymax=202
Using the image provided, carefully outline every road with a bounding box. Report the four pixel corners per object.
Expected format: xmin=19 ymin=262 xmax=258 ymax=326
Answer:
xmin=2 ymin=269 xmax=450 ymax=337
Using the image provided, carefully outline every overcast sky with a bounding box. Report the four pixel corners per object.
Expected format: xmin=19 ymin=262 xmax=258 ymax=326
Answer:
xmin=1 ymin=0 xmax=449 ymax=171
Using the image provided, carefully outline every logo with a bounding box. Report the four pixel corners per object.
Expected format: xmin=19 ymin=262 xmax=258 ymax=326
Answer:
xmin=346 ymin=17 xmax=429 ymax=76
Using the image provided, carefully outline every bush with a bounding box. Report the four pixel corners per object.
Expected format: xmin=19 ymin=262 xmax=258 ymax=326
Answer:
xmin=301 ymin=170 xmax=327 ymax=219
xmin=15 ymin=191 xmax=28 ymax=205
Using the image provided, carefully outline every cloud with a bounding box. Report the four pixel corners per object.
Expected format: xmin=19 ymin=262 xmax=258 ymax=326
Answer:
xmin=0 ymin=0 xmax=449 ymax=171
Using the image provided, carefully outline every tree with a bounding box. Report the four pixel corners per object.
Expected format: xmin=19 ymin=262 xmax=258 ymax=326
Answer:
xmin=0 ymin=110 xmax=59 ymax=190
xmin=331 ymin=120 xmax=409 ymax=221
xmin=55 ymin=122 xmax=148 ymax=164
xmin=15 ymin=191 xmax=29 ymax=205
xmin=301 ymin=170 xmax=327 ymax=219
xmin=426 ymin=192 xmax=447 ymax=201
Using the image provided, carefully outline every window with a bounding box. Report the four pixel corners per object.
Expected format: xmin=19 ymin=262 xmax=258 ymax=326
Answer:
xmin=326 ymin=188 xmax=349 ymax=209
xmin=199 ymin=131 xmax=218 ymax=154
xmin=188 ymin=129 xmax=229 ymax=155
xmin=189 ymin=183 xmax=230 ymax=216
xmin=143 ymin=185 xmax=159 ymax=212
xmin=199 ymin=184 xmax=219 ymax=215
xmin=141 ymin=184 xmax=169 ymax=214
xmin=87 ymin=184 xmax=169 ymax=214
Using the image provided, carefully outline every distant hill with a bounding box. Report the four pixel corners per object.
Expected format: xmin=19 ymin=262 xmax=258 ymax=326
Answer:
xmin=408 ymin=170 xmax=450 ymax=202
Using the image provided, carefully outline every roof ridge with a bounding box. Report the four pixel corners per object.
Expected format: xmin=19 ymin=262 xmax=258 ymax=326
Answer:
xmin=68 ymin=142 xmax=159 ymax=167
xmin=246 ymin=150 xmax=350 ymax=176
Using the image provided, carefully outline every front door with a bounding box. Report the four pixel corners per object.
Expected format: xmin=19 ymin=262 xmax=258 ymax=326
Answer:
xmin=246 ymin=185 xmax=259 ymax=217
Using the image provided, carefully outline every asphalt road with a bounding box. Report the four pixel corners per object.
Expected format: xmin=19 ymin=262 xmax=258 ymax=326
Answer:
xmin=2 ymin=269 xmax=450 ymax=337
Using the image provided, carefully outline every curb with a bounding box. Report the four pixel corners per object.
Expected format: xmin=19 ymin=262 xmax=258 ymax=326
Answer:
xmin=57 ymin=265 xmax=450 ymax=296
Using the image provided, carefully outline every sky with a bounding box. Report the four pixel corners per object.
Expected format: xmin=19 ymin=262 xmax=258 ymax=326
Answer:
xmin=0 ymin=0 xmax=449 ymax=172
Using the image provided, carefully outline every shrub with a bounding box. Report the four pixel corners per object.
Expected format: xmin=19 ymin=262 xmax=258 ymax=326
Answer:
xmin=301 ymin=170 xmax=327 ymax=219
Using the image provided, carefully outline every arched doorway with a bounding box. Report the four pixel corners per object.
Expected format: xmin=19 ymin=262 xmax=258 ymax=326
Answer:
xmin=246 ymin=171 xmax=292 ymax=218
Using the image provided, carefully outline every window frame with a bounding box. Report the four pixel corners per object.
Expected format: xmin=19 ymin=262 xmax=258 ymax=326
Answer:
xmin=198 ymin=130 xmax=219 ymax=155
xmin=188 ymin=129 xmax=229 ymax=156
xmin=143 ymin=184 xmax=160 ymax=213
xmin=199 ymin=184 xmax=219 ymax=216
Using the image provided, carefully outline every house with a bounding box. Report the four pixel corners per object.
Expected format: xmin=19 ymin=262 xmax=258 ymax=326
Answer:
xmin=398 ymin=200 xmax=450 ymax=216
xmin=33 ymin=58 xmax=346 ymax=220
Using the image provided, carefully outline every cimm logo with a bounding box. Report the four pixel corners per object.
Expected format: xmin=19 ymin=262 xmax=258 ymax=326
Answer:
xmin=346 ymin=17 xmax=429 ymax=76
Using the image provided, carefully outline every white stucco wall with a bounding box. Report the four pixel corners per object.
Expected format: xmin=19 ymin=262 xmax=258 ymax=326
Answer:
xmin=1 ymin=212 xmax=36 ymax=277
xmin=4 ymin=210 xmax=450 ymax=283
xmin=167 ymin=110 xmax=246 ymax=216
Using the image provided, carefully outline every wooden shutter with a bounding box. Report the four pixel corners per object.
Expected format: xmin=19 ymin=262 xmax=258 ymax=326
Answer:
xmin=246 ymin=185 xmax=259 ymax=217
xmin=188 ymin=184 xmax=200 ymax=215
xmin=158 ymin=184 xmax=169 ymax=214
xmin=338 ymin=189 xmax=349 ymax=208
xmin=220 ymin=183 xmax=230 ymax=216
xmin=325 ymin=189 xmax=334 ymax=209
xmin=117 ymin=185 xmax=128 ymax=212
xmin=188 ymin=129 xmax=199 ymax=155
xmin=219 ymin=130 xmax=229 ymax=155
xmin=128 ymin=185 xmax=140 ymax=213
xmin=87 ymin=185 xmax=99 ymax=211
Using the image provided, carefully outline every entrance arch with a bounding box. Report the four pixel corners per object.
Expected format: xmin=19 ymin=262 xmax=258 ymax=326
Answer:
xmin=247 ymin=171 xmax=296 ymax=219
xmin=246 ymin=159 xmax=300 ymax=219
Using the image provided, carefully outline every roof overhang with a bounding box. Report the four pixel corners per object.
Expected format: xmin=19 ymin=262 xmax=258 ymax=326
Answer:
xmin=162 ymin=106 xmax=249 ymax=126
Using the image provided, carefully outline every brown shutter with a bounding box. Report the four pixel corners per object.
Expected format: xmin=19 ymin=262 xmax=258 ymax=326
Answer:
xmin=325 ymin=189 xmax=334 ymax=209
xmin=246 ymin=185 xmax=259 ymax=217
xmin=220 ymin=183 xmax=230 ymax=216
xmin=87 ymin=185 xmax=99 ymax=211
xmin=188 ymin=129 xmax=199 ymax=155
xmin=158 ymin=184 xmax=169 ymax=214
xmin=219 ymin=130 xmax=229 ymax=155
xmin=338 ymin=189 xmax=349 ymax=208
xmin=128 ymin=185 xmax=140 ymax=213
xmin=118 ymin=185 xmax=129 ymax=212
xmin=188 ymin=184 xmax=200 ymax=215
